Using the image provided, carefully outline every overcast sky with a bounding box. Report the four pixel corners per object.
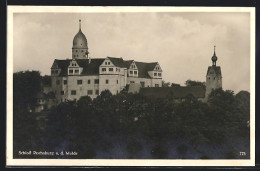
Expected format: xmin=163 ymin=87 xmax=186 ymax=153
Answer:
xmin=13 ymin=12 xmax=251 ymax=93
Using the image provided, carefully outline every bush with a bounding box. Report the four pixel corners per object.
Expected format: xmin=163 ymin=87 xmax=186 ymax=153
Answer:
xmin=126 ymin=137 xmax=142 ymax=158
xmin=176 ymin=144 xmax=188 ymax=158
xmin=151 ymin=144 xmax=168 ymax=159
xmin=200 ymin=155 xmax=210 ymax=159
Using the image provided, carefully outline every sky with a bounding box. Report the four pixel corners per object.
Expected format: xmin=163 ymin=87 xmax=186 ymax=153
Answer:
xmin=13 ymin=11 xmax=251 ymax=93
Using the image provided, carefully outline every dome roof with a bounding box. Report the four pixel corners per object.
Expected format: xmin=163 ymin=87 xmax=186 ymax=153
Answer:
xmin=72 ymin=29 xmax=88 ymax=49
xmin=211 ymin=53 xmax=217 ymax=62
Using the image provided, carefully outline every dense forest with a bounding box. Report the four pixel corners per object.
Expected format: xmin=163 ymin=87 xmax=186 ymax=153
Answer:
xmin=13 ymin=71 xmax=250 ymax=159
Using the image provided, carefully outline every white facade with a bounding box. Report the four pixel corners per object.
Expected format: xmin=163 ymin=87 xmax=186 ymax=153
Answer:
xmin=50 ymin=20 xmax=163 ymax=102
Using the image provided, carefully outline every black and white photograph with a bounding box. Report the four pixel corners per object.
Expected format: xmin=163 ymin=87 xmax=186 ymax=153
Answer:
xmin=6 ymin=6 xmax=255 ymax=166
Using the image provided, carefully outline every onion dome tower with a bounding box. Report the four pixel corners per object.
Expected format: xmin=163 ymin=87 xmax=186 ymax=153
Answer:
xmin=205 ymin=46 xmax=222 ymax=100
xmin=72 ymin=20 xmax=89 ymax=59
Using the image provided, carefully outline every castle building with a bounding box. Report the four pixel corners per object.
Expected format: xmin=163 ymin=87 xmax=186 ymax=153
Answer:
xmin=50 ymin=20 xmax=162 ymax=102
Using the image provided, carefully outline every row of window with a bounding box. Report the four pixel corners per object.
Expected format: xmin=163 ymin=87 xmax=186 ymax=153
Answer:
xmin=129 ymin=70 xmax=138 ymax=75
xmin=208 ymin=77 xmax=218 ymax=80
xmin=69 ymin=69 xmax=79 ymax=74
xmin=74 ymin=50 xmax=85 ymax=52
xmin=130 ymin=64 xmax=136 ymax=69
xmin=155 ymin=66 xmax=160 ymax=70
xmin=56 ymin=79 xmax=119 ymax=85
xmin=101 ymin=67 xmax=121 ymax=72
xmin=154 ymin=72 xmax=162 ymax=77
xmin=104 ymin=61 xmax=111 ymax=65
xmin=61 ymin=90 xmax=99 ymax=96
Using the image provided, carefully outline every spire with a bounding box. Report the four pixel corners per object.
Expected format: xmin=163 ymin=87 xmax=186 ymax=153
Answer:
xmin=211 ymin=45 xmax=218 ymax=66
xmin=79 ymin=19 xmax=81 ymax=31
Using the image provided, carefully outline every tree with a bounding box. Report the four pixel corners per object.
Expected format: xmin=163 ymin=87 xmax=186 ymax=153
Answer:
xmin=162 ymin=80 xmax=171 ymax=87
xmin=171 ymin=83 xmax=180 ymax=87
xmin=185 ymin=79 xmax=205 ymax=87
xmin=13 ymin=70 xmax=42 ymax=112
xmin=42 ymin=75 xmax=51 ymax=86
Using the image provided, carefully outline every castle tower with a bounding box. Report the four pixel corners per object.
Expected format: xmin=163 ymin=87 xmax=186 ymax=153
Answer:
xmin=72 ymin=20 xmax=89 ymax=59
xmin=205 ymin=46 xmax=222 ymax=99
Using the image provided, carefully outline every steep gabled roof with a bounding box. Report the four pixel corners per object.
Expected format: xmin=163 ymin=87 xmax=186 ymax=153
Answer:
xmin=135 ymin=62 xmax=158 ymax=78
xmin=108 ymin=57 xmax=127 ymax=68
xmin=51 ymin=57 xmax=160 ymax=78
xmin=207 ymin=66 xmax=222 ymax=75
xmin=81 ymin=58 xmax=105 ymax=75
xmin=52 ymin=58 xmax=106 ymax=76
xmin=124 ymin=60 xmax=134 ymax=69
xmin=54 ymin=59 xmax=71 ymax=76
xmin=139 ymin=86 xmax=206 ymax=99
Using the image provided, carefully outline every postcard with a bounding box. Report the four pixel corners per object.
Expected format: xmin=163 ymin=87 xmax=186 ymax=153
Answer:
xmin=6 ymin=6 xmax=255 ymax=166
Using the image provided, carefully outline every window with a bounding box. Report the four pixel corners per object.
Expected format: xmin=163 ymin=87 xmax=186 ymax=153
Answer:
xmin=214 ymin=77 xmax=215 ymax=80
xmin=134 ymin=71 xmax=137 ymax=75
xmin=75 ymin=69 xmax=79 ymax=74
xmin=130 ymin=81 xmax=135 ymax=83
xmin=71 ymin=90 xmax=76 ymax=95
xmin=155 ymin=84 xmax=159 ymax=87
xmin=95 ymin=90 xmax=99 ymax=95
xmin=77 ymin=80 xmax=82 ymax=85
xmin=51 ymin=70 xmax=54 ymax=74
xmin=87 ymin=90 xmax=93 ymax=95
xmin=109 ymin=68 xmax=113 ymax=71
xmin=108 ymin=62 xmax=110 ymax=65
xmin=64 ymin=80 xmax=67 ymax=85
xmin=116 ymin=68 xmax=118 ymax=72
xmin=102 ymin=68 xmax=106 ymax=72
xmin=158 ymin=73 xmax=161 ymax=77
xmin=154 ymin=73 xmax=157 ymax=76
xmin=117 ymin=80 xmax=118 ymax=84
xmin=208 ymin=77 xmax=210 ymax=80
xmin=94 ymin=79 xmax=99 ymax=84
xmin=61 ymin=91 xmax=64 ymax=95
xmin=140 ymin=82 xmax=145 ymax=87
xmin=55 ymin=70 xmax=58 ymax=74
xmin=69 ymin=69 xmax=73 ymax=74
xmin=81 ymin=50 xmax=83 ymax=52
xmin=56 ymin=80 xmax=60 ymax=85
xmin=88 ymin=80 xmax=91 ymax=84
xmin=130 ymin=71 xmax=133 ymax=74
xmin=106 ymin=79 xmax=109 ymax=84
xmin=105 ymin=62 xmax=107 ymax=65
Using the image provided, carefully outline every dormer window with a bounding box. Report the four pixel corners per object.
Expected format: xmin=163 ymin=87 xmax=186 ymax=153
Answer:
xmin=158 ymin=73 xmax=161 ymax=77
xmin=134 ymin=71 xmax=137 ymax=75
xmin=109 ymin=68 xmax=113 ymax=71
xmin=102 ymin=68 xmax=106 ymax=72
xmin=130 ymin=71 xmax=133 ymax=74
xmin=69 ymin=69 xmax=73 ymax=74
xmin=154 ymin=73 xmax=157 ymax=76
xmin=75 ymin=69 xmax=79 ymax=74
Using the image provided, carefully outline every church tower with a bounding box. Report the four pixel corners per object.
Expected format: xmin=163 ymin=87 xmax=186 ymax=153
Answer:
xmin=205 ymin=46 xmax=222 ymax=99
xmin=72 ymin=20 xmax=89 ymax=59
